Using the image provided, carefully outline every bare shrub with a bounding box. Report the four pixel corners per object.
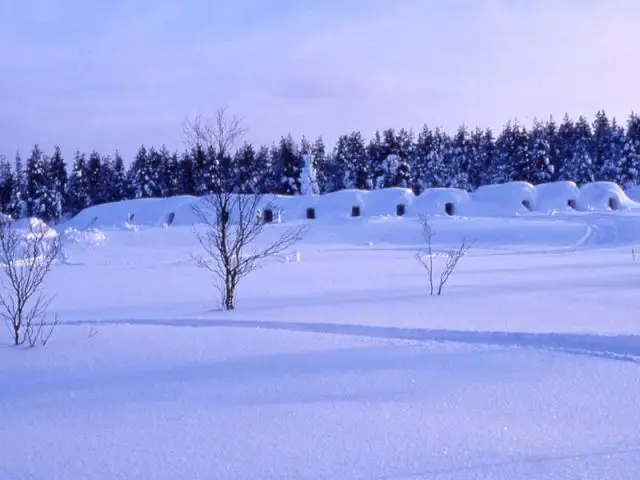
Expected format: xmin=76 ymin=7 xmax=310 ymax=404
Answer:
xmin=415 ymin=216 xmax=472 ymax=296
xmin=184 ymin=108 xmax=305 ymax=310
xmin=192 ymin=193 xmax=305 ymax=310
xmin=0 ymin=216 xmax=61 ymax=346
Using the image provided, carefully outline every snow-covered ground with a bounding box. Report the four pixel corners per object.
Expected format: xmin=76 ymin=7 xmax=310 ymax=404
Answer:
xmin=2 ymin=185 xmax=640 ymax=479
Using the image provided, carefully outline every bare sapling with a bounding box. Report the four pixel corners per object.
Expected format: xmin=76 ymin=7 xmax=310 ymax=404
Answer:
xmin=0 ymin=216 xmax=62 ymax=346
xmin=415 ymin=216 xmax=472 ymax=296
xmin=185 ymin=108 xmax=305 ymax=310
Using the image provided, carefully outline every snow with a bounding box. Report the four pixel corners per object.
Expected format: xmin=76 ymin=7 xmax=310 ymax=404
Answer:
xmin=578 ymin=181 xmax=637 ymax=211
xmin=534 ymin=181 xmax=580 ymax=212
xmin=3 ymin=182 xmax=640 ymax=479
xmin=471 ymin=181 xmax=537 ymax=216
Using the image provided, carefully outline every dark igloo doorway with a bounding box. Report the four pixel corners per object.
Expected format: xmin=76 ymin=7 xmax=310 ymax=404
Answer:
xmin=263 ymin=209 xmax=274 ymax=223
xmin=396 ymin=204 xmax=406 ymax=216
xmin=567 ymin=199 xmax=577 ymax=210
xmin=521 ymin=200 xmax=532 ymax=211
xmin=351 ymin=206 xmax=361 ymax=217
xmin=608 ymin=197 xmax=620 ymax=210
xmin=444 ymin=202 xmax=455 ymax=216
xmin=306 ymin=208 xmax=316 ymax=220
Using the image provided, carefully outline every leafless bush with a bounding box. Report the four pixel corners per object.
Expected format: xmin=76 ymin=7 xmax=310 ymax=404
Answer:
xmin=415 ymin=216 xmax=472 ymax=296
xmin=185 ymin=108 xmax=305 ymax=310
xmin=0 ymin=216 xmax=61 ymax=346
xmin=192 ymin=193 xmax=305 ymax=310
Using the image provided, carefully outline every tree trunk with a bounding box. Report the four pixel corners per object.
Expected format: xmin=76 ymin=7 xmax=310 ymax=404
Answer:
xmin=225 ymin=281 xmax=235 ymax=310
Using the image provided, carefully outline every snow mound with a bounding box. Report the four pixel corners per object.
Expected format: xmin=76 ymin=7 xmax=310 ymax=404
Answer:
xmin=317 ymin=190 xmax=368 ymax=219
xmin=12 ymin=217 xmax=58 ymax=239
xmin=577 ymin=182 xmax=638 ymax=211
xmin=411 ymin=188 xmax=471 ymax=216
xmin=60 ymin=181 xmax=640 ymax=230
xmin=472 ymin=181 xmax=537 ymax=216
xmin=534 ymin=181 xmax=580 ymax=212
xmin=366 ymin=187 xmax=415 ymax=217
xmin=62 ymin=227 xmax=107 ymax=247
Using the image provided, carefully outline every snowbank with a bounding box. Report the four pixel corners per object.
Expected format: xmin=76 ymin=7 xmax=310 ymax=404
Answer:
xmin=472 ymin=182 xmax=537 ymax=216
xmin=534 ymin=181 xmax=580 ymax=212
xmin=411 ymin=188 xmax=471 ymax=216
xmin=577 ymin=182 xmax=637 ymax=211
xmin=316 ymin=190 xmax=368 ymax=219
xmin=366 ymin=188 xmax=415 ymax=217
xmin=60 ymin=181 xmax=640 ymax=230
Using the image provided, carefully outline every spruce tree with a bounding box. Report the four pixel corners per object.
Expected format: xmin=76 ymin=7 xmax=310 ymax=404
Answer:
xmin=556 ymin=114 xmax=576 ymax=181
xmin=234 ymin=143 xmax=257 ymax=193
xmin=9 ymin=152 xmax=26 ymax=218
xmin=26 ymin=145 xmax=56 ymax=220
xmin=621 ymin=113 xmax=640 ymax=187
xmin=178 ymin=151 xmax=196 ymax=196
xmin=591 ymin=110 xmax=612 ymax=180
xmin=311 ymin=137 xmax=328 ymax=192
xmin=275 ymin=135 xmax=301 ymax=195
xmin=164 ymin=151 xmax=181 ymax=197
xmin=571 ymin=116 xmax=594 ymax=185
xmin=333 ymin=132 xmax=369 ymax=190
xmin=86 ymin=150 xmax=105 ymax=206
xmin=0 ymin=156 xmax=15 ymax=215
xmin=67 ymin=151 xmax=90 ymax=215
xmin=107 ymin=152 xmax=129 ymax=202
xmin=48 ymin=145 xmax=68 ymax=221
xmin=520 ymin=121 xmax=554 ymax=184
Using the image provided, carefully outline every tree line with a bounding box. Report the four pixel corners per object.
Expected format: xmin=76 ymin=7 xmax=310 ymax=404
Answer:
xmin=1 ymin=110 xmax=639 ymax=223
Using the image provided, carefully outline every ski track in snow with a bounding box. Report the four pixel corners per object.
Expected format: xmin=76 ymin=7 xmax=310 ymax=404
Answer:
xmin=61 ymin=318 xmax=640 ymax=365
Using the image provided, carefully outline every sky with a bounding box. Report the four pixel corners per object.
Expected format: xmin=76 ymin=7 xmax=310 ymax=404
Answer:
xmin=1 ymin=0 xmax=639 ymax=162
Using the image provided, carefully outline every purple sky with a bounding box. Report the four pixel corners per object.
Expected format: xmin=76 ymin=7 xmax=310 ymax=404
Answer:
xmin=1 ymin=0 xmax=639 ymax=162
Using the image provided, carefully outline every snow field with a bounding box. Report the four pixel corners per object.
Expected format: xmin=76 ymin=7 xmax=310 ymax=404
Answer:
xmin=2 ymin=183 xmax=640 ymax=479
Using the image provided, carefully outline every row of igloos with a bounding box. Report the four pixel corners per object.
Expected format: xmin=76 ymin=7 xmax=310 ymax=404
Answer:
xmin=261 ymin=202 xmax=457 ymax=223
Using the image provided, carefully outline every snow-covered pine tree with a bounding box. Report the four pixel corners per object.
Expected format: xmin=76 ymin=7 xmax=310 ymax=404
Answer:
xmin=445 ymin=125 xmax=473 ymax=190
xmin=591 ymin=110 xmax=612 ymax=181
xmin=621 ymin=113 xmax=640 ymax=188
xmin=86 ymin=150 xmax=105 ymax=206
xmin=275 ymin=135 xmax=301 ymax=195
xmin=311 ymin=137 xmax=328 ymax=193
xmin=154 ymin=146 xmax=170 ymax=197
xmin=233 ymin=143 xmax=257 ymax=194
xmin=544 ymin=116 xmax=560 ymax=180
xmin=26 ymin=145 xmax=56 ymax=221
xmin=0 ymin=156 xmax=15 ymax=215
xmin=300 ymin=154 xmax=319 ymax=195
xmin=48 ymin=145 xmax=68 ymax=221
xmin=129 ymin=145 xmax=153 ymax=199
xmin=163 ymin=151 xmax=181 ymax=197
xmin=108 ymin=152 xmax=130 ymax=202
xmin=467 ymin=128 xmax=494 ymax=188
xmin=555 ymin=114 xmax=575 ymax=181
xmin=332 ymin=131 xmax=369 ymax=190
xmin=496 ymin=121 xmax=529 ymax=183
xmin=178 ymin=150 xmax=197 ymax=196
xmin=8 ymin=152 xmax=26 ymax=218
xmin=67 ymin=151 xmax=90 ymax=215
xmin=520 ymin=121 xmax=554 ymax=184
xmin=253 ymin=145 xmax=273 ymax=194
xmin=599 ymin=119 xmax=624 ymax=184
xmin=571 ymin=116 xmax=595 ymax=185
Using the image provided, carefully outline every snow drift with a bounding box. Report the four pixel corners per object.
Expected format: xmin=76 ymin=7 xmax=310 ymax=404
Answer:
xmin=577 ymin=182 xmax=637 ymax=211
xmin=60 ymin=181 xmax=640 ymax=230
xmin=534 ymin=181 xmax=580 ymax=212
